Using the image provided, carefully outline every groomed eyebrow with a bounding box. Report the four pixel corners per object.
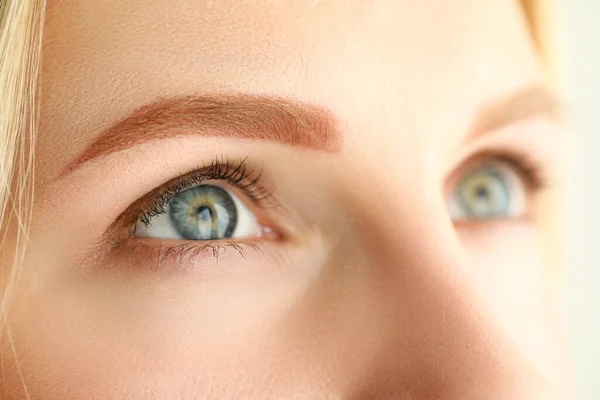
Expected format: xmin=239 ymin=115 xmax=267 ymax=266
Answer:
xmin=468 ymin=85 xmax=566 ymax=142
xmin=64 ymin=87 xmax=563 ymax=175
xmin=64 ymin=94 xmax=342 ymax=174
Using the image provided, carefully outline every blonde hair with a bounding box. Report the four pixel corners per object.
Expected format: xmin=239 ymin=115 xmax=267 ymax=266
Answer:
xmin=0 ymin=0 xmax=45 ymax=325
xmin=0 ymin=1 xmax=551 ymax=314
xmin=522 ymin=0 xmax=560 ymax=83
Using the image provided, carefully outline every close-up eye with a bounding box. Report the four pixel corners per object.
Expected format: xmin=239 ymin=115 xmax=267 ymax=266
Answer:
xmin=447 ymin=158 xmax=530 ymax=221
xmin=135 ymin=184 xmax=260 ymax=240
xmin=120 ymin=158 xmax=279 ymax=244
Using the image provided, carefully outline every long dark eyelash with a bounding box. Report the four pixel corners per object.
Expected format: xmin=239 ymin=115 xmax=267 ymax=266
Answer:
xmin=135 ymin=156 xmax=275 ymax=229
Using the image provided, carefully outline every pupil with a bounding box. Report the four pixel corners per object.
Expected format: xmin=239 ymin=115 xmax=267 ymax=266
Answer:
xmin=169 ymin=185 xmax=238 ymax=240
xmin=475 ymin=186 xmax=489 ymax=199
xmin=197 ymin=205 xmax=213 ymax=222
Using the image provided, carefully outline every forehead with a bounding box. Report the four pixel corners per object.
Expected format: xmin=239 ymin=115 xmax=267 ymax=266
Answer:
xmin=40 ymin=0 xmax=541 ymax=176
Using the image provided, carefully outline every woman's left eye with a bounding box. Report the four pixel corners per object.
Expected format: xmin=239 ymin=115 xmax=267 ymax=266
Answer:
xmin=135 ymin=184 xmax=260 ymax=240
xmin=447 ymin=160 xmax=528 ymax=221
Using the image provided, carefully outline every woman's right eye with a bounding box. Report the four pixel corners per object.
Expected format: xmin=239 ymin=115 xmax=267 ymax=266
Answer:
xmin=135 ymin=184 xmax=263 ymax=241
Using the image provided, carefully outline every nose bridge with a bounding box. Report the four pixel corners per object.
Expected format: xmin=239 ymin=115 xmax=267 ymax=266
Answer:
xmin=341 ymin=182 xmax=554 ymax=398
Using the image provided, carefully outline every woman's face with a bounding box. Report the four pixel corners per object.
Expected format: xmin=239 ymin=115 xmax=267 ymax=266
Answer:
xmin=2 ymin=0 xmax=569 ymax=398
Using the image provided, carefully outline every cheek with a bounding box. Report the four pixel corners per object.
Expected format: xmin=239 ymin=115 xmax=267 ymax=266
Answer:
xmin=459 ymin=222 xmax=568 ymax=389
xmin=0 ymin=246 xmax=341 ymax=399
xmin=1 ymin=281 xmax=278 ymax=398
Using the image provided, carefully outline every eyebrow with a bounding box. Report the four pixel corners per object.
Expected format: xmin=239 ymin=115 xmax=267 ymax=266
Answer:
xmin=64 ymin=94 xmax=342 ymax=174
xmin=468 ymin=85 xmax=566 ymax=142
xmin=64 ymin=87 xmax=563 ymax=175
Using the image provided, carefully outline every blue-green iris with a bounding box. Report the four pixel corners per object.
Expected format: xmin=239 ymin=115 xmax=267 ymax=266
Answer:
xmin=169 ymin=185 xmax=238 ymax=240
xmin=457 ymin=167 xmax=511 ymax=219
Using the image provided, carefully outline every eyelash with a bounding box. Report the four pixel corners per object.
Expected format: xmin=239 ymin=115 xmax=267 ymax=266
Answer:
xmin=129 ymin=156 xmax=275 ymax=234
xmin=472 ymin=150 xmax=549 ymax=191
xmin=102 ymin=156 xmax=280 ymax=269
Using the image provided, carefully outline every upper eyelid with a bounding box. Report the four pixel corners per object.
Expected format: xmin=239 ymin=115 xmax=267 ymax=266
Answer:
xmin=442 ymin=113 xmax=565 ymax=184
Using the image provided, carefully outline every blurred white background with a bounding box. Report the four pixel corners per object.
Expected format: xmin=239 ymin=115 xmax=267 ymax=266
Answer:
xmin=556 ymin=0 xmax=600 ymax=398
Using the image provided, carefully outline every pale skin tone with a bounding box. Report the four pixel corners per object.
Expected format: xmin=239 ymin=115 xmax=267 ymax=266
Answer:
xmin=0 ymin=0 xmax=570 ymax=398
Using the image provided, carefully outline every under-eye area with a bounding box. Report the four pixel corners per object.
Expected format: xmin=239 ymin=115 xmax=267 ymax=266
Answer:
xmin=112 ymin=239 xmax=266 ymax=271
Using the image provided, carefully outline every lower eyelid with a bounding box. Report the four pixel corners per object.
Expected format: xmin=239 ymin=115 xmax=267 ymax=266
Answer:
xmin=104 ymin=238 xmax=268 ymax=274
xmin=454 ymin=217 xmax=537 ymax=235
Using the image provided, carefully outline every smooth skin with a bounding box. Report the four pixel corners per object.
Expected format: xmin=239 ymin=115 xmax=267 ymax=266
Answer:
xmin=1 ymin=0 xmax=569 ymax=398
